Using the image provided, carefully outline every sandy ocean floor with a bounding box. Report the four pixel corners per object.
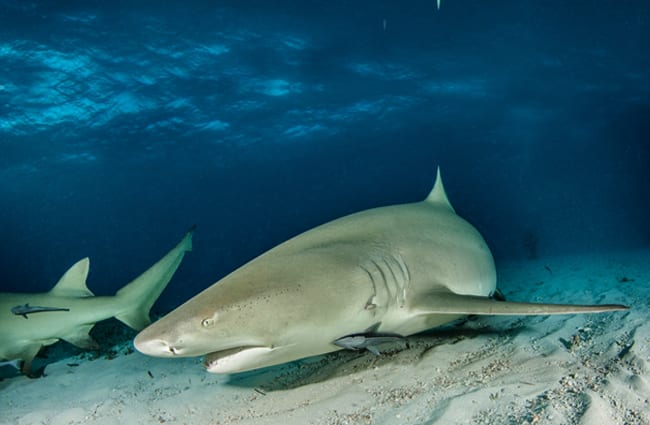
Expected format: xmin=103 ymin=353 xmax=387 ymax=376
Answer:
xmin=1 ymin=249 xmax=648 ymax=425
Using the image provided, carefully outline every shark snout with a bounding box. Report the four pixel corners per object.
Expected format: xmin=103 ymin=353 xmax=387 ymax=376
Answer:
xmin=134 ymin=335 xmax=173 ymax=357
xmin=134 ymin=331 xmax=188 ymax=357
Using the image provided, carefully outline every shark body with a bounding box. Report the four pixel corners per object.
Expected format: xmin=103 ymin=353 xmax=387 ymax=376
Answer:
xmin=0 ymin=227 xmax=194 ymax=375
xmin=134 ymin=170 xmax=627 ymax=374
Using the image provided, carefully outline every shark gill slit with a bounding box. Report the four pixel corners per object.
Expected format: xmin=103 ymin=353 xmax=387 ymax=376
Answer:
xmin=381 ymin=257 xmax=402 ymax=306
xmin=384 ymin=254 xmax=409 ymax=307
xmin=395 ymin=254 xmax=411 ymax=304
xmin=361 ymin=259 xmax=392 ymax=311
xmin=370 ymin=259 xmax=393 ymax=303
xmin=359 ymin=263 xmax=379 ymax=310
xmin=360 ymin=254 xmax=410 ymax=312
xmin=383 ymin=257 xmax=399 ymax=287
xmin=387 ymin=254 xmax=410 ymax=307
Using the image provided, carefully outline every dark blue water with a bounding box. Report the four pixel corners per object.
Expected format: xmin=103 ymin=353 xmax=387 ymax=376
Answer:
xmin=1 ymin=0 xmax=648 ymax=312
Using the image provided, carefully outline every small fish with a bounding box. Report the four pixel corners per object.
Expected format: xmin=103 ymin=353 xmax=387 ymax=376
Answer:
xmin=11 ymin=303 xmax=70 ymax=319
xmin=333 ymin=324 xmax=405 ymax=355
xmin=333 ymin=335 xmax=405 ymax=355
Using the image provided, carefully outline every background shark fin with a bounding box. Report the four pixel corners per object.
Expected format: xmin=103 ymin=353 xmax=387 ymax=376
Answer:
xmin=412 ymin=292 xmax=629 ymax=316
xmin=49 ymin=258 xmax=94 ymax=297
xmin=18 ymin=343 xmax=43 ymax=376
xmin=425 ymin=167 xmax=455 ymax=213
xmin=62 ymin=324 xmax=99 ymax=350
xmin=115 ymin=227 xmax=194 ymax=330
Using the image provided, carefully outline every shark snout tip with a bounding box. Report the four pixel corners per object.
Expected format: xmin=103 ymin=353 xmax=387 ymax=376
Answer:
xmin=133 ymin=334 xmax=179 ymax=357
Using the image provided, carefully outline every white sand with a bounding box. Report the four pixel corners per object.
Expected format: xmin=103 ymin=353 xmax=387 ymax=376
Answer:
xmin=1 ymin=250 xmax=648 ymax=425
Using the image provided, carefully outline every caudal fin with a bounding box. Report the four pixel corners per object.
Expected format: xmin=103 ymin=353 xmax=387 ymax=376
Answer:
xmin=114 ymin=226 xmax=195 ymax=330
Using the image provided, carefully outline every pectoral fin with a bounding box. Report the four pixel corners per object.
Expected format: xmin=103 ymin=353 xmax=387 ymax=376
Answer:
xmin=366 ymin=345 xmax=381 ymax=356
xmin=61 ymin=324 xmax=99 ymax=350
xmin=412 ymin=292 xmax=628 ymax=316
xmin=19 ymin=343 xmax=44 ymax=376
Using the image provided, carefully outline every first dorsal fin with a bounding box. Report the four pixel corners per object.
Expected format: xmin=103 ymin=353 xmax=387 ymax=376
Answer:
xmin=425 ymin=167 xmax=455 ymax=213
xmin=49 ymin=258 xmax=94 ymax=297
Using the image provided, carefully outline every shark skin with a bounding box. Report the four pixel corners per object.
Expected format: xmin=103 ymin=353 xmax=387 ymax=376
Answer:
xmin=0 ymin=227 xmax=194 ymax=375
xmin=134 ymin=169 xmax=628 ymax=374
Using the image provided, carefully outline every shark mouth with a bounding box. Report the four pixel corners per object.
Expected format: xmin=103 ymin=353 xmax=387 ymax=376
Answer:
xmin=203 ymin=346 xmax=274 ymax=373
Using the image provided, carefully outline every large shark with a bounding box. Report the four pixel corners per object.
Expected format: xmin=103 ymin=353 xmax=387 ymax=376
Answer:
xmin=0 ymin=227 xmax=194 ymax=375
xmin=134 ymin=170 xmax=627 ymax=374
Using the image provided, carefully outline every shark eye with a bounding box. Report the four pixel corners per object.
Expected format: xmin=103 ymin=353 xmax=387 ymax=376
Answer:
xmin=201 ymin=314 xmax=218 ymax=328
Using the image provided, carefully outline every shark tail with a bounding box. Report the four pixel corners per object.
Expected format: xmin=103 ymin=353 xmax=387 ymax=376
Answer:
xmin=114 ymin=225 xmax=195 ymax=330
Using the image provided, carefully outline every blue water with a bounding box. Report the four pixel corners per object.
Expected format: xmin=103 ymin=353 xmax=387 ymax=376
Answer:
xmin=0 ymin=0 xmax=648 ymax=313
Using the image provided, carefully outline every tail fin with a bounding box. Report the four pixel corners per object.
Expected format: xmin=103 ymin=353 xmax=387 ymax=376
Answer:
xmin=114 ymin=225 xmax=195 ymax=330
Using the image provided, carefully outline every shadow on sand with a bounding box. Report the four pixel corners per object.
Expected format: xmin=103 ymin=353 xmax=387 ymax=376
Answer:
xmin=222 ymin=317 xmax=525 ymax=392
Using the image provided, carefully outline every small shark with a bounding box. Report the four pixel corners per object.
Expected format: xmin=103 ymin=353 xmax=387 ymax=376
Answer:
xmin=134 ymin=169 xmax=627 ymax=374
xmin=0 ymin=227 xmax=194 ymax=375
xmin=11 ymin=304 xmax=70 ymax=319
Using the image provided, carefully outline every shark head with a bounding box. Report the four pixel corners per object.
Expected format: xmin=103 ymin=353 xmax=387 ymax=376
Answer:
xmin=133 ymin=252 xmax=369 ymax=372
xmin=133 ymin=281 xmax=269 ymax=359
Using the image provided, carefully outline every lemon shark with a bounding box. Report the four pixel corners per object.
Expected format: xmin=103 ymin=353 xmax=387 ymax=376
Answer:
xmin=134 ymin=170 xmax=627 ymax=374
xmin=0 ymin=227 xmax=194 ymax=375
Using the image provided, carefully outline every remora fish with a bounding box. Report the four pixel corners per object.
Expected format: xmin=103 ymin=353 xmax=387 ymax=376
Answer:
xmin=11 ymin=304 xmax=70 ymax=319
xmin=333 ymin=335 xmax=402 ymax=355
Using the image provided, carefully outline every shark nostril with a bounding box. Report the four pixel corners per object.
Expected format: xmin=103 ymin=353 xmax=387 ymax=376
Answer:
xmin=165 ymin=340 xmax=186 ymax=355
xmin=133 ymin=335 xmax=181 ymax=357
